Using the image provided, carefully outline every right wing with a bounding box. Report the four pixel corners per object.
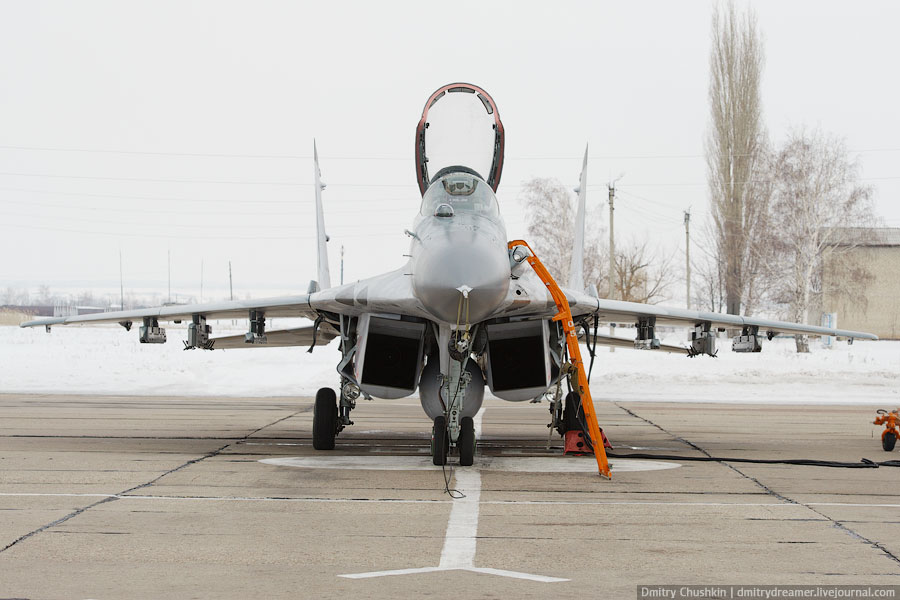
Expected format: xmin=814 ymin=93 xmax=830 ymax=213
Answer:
xmin=20 ymin=295 xmax=317 ymax=328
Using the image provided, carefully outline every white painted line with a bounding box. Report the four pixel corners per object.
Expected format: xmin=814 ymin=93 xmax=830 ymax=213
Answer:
xmin=466 ymin=567 xmax=569 ymax=583
xmin=339 ymin=566 xmax=443 ymax=579
xmin=439 ymin=470 xmax=480 ymax=569
xmin=0 ymin=492 xmax=117 ymax=499
xmin=339 ymin=467 xmax=569 ymax=582
xmin=808 ymin=503 xmax=900 ymax=508
xmin=259 ymin=455 xmax=680 ymax=473
xmin=0 ymin=492 xmax=446 ymax=504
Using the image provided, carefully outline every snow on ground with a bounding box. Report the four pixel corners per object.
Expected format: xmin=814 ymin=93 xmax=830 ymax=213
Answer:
xmin=0 ymin=324 xmax=897 ymax=405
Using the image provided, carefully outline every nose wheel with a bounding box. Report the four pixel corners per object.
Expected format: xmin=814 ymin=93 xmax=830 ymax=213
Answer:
xmin=432 ymin=416 xmax=449 ymax=465
xmin=431 ymin=415 xmax=476 ymax=466
xmin=458 ymin=416 xmax=476 ymax=466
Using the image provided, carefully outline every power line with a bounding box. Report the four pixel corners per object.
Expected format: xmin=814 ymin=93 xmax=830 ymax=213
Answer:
xmin=3 ymin=169 xmax=900 ymax=188
xmin=0 ymin=210 xmax=412 ymax=231
xmin=0 ymin=186 xmax=415 ymax=206
xmin=0 ymin=171 xmax=417 ymax=187
xmin=4 ymin=143 xmax=900 ymax=160
xmin=0 ymin=196 xmax=413 ymax=216
xmin=0 ymin=221 xmax=403 ymax=240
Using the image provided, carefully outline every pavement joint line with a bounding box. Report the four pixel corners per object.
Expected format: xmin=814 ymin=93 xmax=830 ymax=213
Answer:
xmin=0 ymin=407 xmax=308 ymax=555
xmin=613 ymin=402 xmax=900 ymax=567
xmin=5 ymin=492 xmax=900 ymax=507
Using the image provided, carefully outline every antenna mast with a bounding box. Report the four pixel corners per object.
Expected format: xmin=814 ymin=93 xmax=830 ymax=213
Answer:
xmin=119 ymin=249 xmax=124 ymax=310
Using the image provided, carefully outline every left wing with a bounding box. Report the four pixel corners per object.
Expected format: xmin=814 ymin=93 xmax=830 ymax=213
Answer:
xmin=561 ymin=286 xmax=877 ymax=342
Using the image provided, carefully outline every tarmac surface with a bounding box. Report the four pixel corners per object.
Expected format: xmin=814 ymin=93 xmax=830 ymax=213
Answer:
xmin=0 ymin=393 xmax=898 ymax=599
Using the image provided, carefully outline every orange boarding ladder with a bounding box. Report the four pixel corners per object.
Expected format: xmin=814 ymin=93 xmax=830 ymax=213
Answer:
xmin=509 ymin=240 xmax=612 ymax=479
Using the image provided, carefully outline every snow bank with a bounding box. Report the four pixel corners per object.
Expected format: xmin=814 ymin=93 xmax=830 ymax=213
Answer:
xmin=0 ymin=325 xmax=897 ymax=405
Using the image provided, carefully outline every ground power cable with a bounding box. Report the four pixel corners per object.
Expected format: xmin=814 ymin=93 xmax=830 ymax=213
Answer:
xmin=614 ymin=402 xmax=900 ymax=566
xmin=604 ymin=452 xmax=900 ymax=469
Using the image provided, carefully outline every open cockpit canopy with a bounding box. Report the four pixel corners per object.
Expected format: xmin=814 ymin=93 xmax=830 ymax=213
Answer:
xmin=415 ymin=83 xmax=504 ymax=196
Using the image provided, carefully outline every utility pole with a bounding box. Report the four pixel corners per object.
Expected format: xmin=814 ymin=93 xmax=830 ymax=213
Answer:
xmin=608 ymin=182 xmax=616 ymax=301
xmin=119 ymin=249 xmax=124 ymax=310
xmin=340 ymin=245 xmax=344 ymax=286
xmin=608 ymin=181 xmax=617 ymax=351
xmin=167 ymin=249 xmax=171 ymax=304
xmin=229 ymin=260 xmax=235 ymax=325
xmin=684 ymin=210 xmax=691 ymax=310
xmin=200 ymin=260 xmax=204 ymax=303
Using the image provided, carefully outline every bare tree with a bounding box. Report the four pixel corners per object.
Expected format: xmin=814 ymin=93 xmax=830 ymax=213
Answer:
xmin=706 ymin=1 xmax=769 ymax=317
xmin=613 ymin=240 xmax=675 ymax=304
xmin=766 ymin=127 xmax=875 ymax=351
xmin=521 ymin=178 xmax=606 ymax=290
xmin=692 ymin=232 xmax=727 ymax=312
xmin=36 ymin=284 xmax=53 ymax=305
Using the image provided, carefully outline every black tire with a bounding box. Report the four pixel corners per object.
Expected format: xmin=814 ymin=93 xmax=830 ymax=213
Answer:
xmin=563 ymin=391 xmax=593 ymax=451
xmin=432 ymin=416 xmax=449 ymax=466
xmin=313 ymin=388 xmax=338 ymax=450
xmin=884 ymin=432 xmax=897 ymax=452
xmin=459 ymin=416 xmax=476 ymax=466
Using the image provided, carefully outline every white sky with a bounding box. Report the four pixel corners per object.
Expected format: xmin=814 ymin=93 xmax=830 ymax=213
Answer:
xmin=1 ymin=1 xmax=899 ymax=302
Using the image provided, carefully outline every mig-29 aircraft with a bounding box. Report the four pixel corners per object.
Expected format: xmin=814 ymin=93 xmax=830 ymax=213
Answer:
xmin=21 ymin=83 xmax=877 ymax=468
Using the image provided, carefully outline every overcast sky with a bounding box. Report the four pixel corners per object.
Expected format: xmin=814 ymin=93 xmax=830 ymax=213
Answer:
xmin=1 ymin=1 xmax=898 ymax=302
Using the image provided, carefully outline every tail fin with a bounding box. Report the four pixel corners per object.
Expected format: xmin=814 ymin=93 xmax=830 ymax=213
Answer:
xmin=313 ymin=140 xmax=332 ymax=290
xmin=568 ymin=144 xmax=588 ymax=292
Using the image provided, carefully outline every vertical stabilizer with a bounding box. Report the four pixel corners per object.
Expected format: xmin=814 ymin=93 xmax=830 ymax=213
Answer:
xmin=313 ymin=140 xmax=332 ymax=290
xmin=568 ymin=144 xmax=588 ymax=292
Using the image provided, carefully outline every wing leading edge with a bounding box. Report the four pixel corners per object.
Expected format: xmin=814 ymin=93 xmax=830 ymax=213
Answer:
xmin=20 ymin=295 xmax=316 ymax=328
xmin=554 ymin=288 xmax=877 ymax=341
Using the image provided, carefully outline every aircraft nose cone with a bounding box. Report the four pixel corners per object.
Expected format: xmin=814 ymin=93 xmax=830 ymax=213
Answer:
xmin=413 ymin=234 xmax=510 ymax=323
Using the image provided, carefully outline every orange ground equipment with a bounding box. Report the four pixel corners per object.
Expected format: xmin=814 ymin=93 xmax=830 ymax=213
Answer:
xmin=509 ymin=239 xmax=612 ymax=478
xmin=874 ymin=409 xmax=899 ymax=452
xmin=564 ymin=429 xmax=612 ymax=455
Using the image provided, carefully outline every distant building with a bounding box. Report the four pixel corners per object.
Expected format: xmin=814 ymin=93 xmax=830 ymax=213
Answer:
xmin=53 ymin=304 xmax=108 ymax=318
xmin=821 ymin=227 xmax=900 ymax=340
xmin=0 ymin=305 xmax=53 ymax=317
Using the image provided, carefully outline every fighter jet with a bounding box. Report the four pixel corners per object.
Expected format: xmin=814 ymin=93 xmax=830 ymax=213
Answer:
xmin=21 ymin=83 xmax=877 ymax=467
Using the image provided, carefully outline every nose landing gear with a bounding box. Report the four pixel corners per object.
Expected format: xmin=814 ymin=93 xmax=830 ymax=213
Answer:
xmin=431 ymin=415 xmax=476 ymax=466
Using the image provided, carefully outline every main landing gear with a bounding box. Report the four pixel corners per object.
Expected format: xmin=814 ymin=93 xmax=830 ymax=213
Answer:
xmin=312 ymin=381 xmax=358 ymax=450
xmin=432 ymin=415 xmax=475 ymax=466
xmin=312 ymin=388 xmax=337 ymax=450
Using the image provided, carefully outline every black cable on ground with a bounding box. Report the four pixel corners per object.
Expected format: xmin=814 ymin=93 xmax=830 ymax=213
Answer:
xmin=605 ymin=452 xmax=900 ymax=469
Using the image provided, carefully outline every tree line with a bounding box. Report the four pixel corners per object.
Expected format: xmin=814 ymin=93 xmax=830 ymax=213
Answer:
xmin=523 ymin=2 xmax=878 ymax=352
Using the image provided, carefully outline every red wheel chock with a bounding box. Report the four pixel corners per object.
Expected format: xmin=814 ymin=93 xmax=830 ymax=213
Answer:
xmin=564 ymin=428 xmax=612 ymax=455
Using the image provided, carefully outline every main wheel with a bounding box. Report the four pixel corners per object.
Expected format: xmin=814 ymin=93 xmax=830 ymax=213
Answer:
xmin=432 ymin=416 xmax=449 ymax=466
xmin=312 ymin=388 xmax=338 ymax=450
xmin=883 ymin=432 xmax=897 ymax=452
xmin=459 ymin=416 xmax=476 ymax=466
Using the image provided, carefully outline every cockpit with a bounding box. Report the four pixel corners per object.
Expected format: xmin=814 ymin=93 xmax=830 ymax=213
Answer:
xmin=420 ymin=169 xmax=500 ymax=218
xmin=415 ymin=83 xmax=505 ymax=197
